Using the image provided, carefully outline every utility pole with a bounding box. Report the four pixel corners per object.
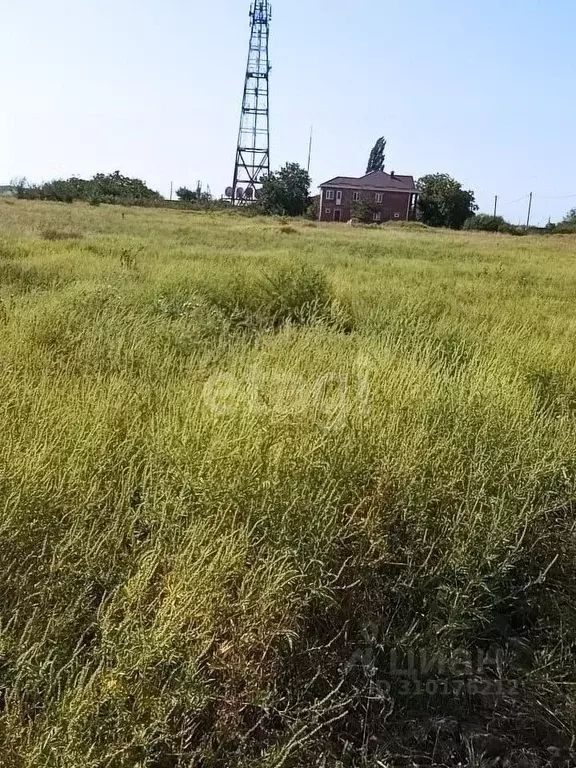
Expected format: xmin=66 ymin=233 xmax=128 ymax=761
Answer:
xmin=493 ymin=195 xmax=498 ymax=218
xmin=526 ymin=192 xmax=533 ymax=229
xmin=307 ymin=125 xmax=314 ymax=175
xmin=170 ymin=181 xmax=173 ymax=201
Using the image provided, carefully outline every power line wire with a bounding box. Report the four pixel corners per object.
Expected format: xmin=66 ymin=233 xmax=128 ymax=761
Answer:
xmin=495 ymin=193 xmax=576 ymax=205
xmin=534 ymin=193 xmax=576 ymax=200
xmin=499 ymin=194 xmax=530 ymax=205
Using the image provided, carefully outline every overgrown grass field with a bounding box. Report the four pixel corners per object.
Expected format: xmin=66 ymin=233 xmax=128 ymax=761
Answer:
xmin=1 ymin=201 xmax=576 ymax=767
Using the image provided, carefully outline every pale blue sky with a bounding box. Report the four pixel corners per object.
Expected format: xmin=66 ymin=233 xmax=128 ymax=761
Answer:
xmin=2 ymin=0 xmax=576 ymax=224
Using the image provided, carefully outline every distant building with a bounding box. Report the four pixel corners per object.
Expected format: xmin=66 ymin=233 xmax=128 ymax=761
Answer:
xmin=318 ymin=170 xmax=418 ymax=223
xmin=0 ymin=186 xmax=16 ymax=197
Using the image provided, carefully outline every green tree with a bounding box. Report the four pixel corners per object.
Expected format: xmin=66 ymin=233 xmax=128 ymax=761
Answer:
xmin=563 ymin=208 xmax=576 ymax=223
xmin=351 ymin=200 xmax=380 ymax=224
xmin=91 ymin=171 xmax=160 ymax=201
xmin=417 ymin=174 xmax=478 ymax=229
xmin=306 ymin=195 xmax=319 ymax=221
xmin=259 ymin=163 xmax=311 ymax=217
xmin=366 ymin=137 xmax=387 ymax=173
xmin=15 ymin=172 xmax=161 ymax=204
xmin=462 ymin=214 xmax=522 ymax=235
xmin=176 ymin=187 xmax=198 ymax=202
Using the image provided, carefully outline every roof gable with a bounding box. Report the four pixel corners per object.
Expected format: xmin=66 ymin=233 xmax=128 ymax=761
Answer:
xmin=320 ymin=171 xmax=417 ymax=193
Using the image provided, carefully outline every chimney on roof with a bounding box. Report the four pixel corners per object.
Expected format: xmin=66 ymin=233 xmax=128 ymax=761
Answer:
xmin=390 ymin=171 xmax=395 ymax=178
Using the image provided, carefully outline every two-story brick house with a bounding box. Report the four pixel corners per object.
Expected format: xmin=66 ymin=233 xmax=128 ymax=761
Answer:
xmin=318 ymin=170 xmax=418 ymax=223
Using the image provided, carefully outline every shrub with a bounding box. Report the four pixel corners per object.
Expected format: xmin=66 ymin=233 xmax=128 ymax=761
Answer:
xmin=306 ymin=196 xmax=319 ymax=221
xmin=259 ymin=163 xmax=311 ymax=217
xmin=463 ymin=214 xmax=507 ymax=232
xmin=351 ymin=200 xmax=380 ymax=224
xmin=17 ymin=171 xmax=162 ymax=206
xmin=417 ymin=173 xmax=478 ymax=228
xmin=504 ymin=223 xmax=528 ymax=236
xmin=463 ymin=214 xmax=527 ymax=236
xmin=552 ymin=222 xmax=576 ymax=235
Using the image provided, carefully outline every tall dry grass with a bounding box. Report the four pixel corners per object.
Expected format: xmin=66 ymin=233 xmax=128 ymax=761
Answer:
xmin=1 ymin=200 xmax=576 ymax=766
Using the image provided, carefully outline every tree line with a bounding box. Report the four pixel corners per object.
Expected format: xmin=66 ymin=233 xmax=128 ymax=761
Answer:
xmin=12 ymin=142 xmax=576 ymax=231
xmin=13 ymin=173 xmax=225 ymax=209
xmin=14 ymin=171 xmax=162 ymax=206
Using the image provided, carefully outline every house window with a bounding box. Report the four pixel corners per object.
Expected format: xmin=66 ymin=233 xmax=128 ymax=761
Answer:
xmin=373 ymin=212 xmax=381 ymax=222
xmin=325 ymin=190 xmax=335 ymax=200
xmin=375 ymin=193 xmax=383 ymax=203
xmin=352 ymin=192 xmax=360 ymax=202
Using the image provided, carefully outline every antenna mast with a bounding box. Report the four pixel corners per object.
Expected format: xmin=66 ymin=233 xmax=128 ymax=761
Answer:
xmin=231 ymin=1 xmax=271 ymax=205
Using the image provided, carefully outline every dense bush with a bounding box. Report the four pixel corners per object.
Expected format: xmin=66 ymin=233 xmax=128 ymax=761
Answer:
xmin=305 ymin=195 xmax=319 ymax=221
xmin=549 ymin=221 xmax=576 ymax=235
xmin=463 ymin=214 xmax=526 ymax=235
xmin=350 ymin=200 xmax=380 ymax=224
xmin=258 ymin=163 xmax=311 ymax=217
xmin=417 ymin=173 xmax=478 ymax=229
xmin=176 ymin=186 xmax=213 ymax=204
xmin=16 ymin=171 xmax=162 ymax=205
xmin=463 ymin=214 xmax=507 ymax=232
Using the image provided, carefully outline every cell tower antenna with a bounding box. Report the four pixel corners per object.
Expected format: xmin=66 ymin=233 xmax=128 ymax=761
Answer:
xmin=231 ymin=1 xmax=271 ymax=205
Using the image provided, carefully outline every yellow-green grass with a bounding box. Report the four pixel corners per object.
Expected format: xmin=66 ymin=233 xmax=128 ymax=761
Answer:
xmin=1 ymin=200 xmax=576 ymax=767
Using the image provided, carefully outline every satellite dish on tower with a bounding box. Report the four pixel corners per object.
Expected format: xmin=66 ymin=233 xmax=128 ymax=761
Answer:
xmin=225 ymin=186 xmax=234 ymax=198
xmin=236 ymin=187 xmax=245 ymax=199
xmin=244 ymin=187 xmax=254 ymax=200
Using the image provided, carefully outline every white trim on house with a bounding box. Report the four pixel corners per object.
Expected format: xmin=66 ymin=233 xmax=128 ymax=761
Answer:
xmin=405 ymin=194 xmax=414 ymax=221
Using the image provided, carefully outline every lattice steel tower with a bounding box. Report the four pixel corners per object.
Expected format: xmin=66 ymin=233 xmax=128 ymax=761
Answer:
xmin=231 ymin=1 xmax=271 ymax=205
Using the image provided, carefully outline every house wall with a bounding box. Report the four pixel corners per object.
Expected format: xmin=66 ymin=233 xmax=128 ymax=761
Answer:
xmin=319 ymin=187 xmax=414 ymax=223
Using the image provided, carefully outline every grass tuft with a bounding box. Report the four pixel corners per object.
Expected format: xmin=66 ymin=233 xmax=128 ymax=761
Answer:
xmin=197 ymin=262 xmax=353 ymax=333
xmin=278 ymin=224 xmax=299 ymax=235
xmin=40 ymin=227 xmax=84 ymax=241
